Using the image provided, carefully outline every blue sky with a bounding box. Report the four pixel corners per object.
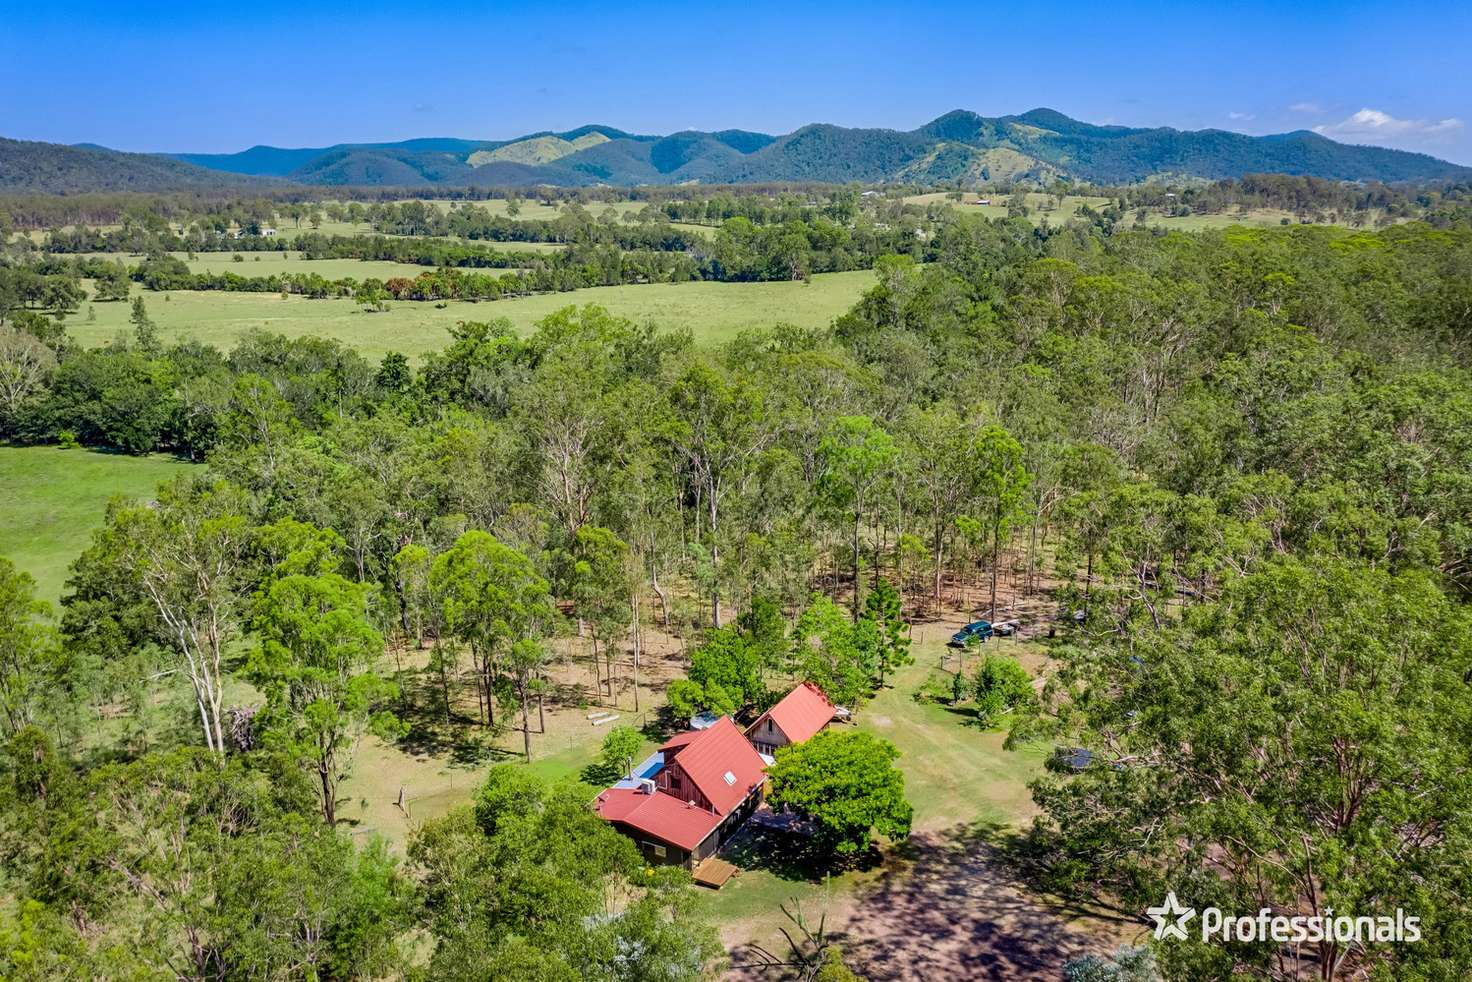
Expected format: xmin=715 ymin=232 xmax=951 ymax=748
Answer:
xmin=2 ymin=0 xmax=1468 ymax=163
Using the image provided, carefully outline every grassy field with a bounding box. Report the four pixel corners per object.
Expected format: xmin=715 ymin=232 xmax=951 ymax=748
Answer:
xmin=1148 ymin=209 xmax=1305 ymax=230
xmin=65 ymin=271 xmax=875 ymax=358
xmin=0 ymin=446 xmax=195 ymax=602
xmin=903 ymin=191 xmax=1112 ymax=223
xmin=179 ymin=252 xmax=447 ymax=279
xmin=900 ymin=191 xmax=1375 ymax=231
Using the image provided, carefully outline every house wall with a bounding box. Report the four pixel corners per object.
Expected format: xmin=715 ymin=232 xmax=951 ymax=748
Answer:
xmin=748 ymin=716 xmax=792 ymax=756
xmin=690 ymin=786 xmax=763 ymax=867
xmin=621 ymin=825 xmax=690 ymax=868
xmin=656 ymin=759 xmax=713 ymax=812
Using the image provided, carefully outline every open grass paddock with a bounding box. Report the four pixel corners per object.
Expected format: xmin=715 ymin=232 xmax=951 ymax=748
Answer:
xmin=63 ymin=270 xmax=876 ymax=358
xmin=0 ymin=446 xmax=195 ymax=602
xmin=174 ymin=251 xmax=445 ymax=279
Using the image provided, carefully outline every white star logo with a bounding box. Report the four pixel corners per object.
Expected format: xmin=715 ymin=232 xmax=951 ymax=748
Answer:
xmin=1147 ymin=891 xmax=1196 ymax=941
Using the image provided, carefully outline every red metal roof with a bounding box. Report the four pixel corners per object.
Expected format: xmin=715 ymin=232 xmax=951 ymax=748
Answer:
xmin=660 ymin=716 xmax=767 ymax=816
xmin=748 ymin=681 xmax=836 ymax=747
xmin=594 ymin=787 xmax=723 ymax=851
xmin=658 ymin=730 xmax=701 ymax=752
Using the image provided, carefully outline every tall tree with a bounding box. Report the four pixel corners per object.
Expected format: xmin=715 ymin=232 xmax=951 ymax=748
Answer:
xmin=665 ymin=359 xmax=774 ymax=627
xmin=818 ymin=415 xmax=898 ymax=617
xmin=0 ymin=558 xmax=63 ymax=739
xmin=898 ymin=405 xmax=977 ymax=611
xmin=248 ymin=571 xmax=402 ymax=824
xmin=862 ymin=578 xmax=911 ymax=687
xmin=790 ymin=595 xmax=877 ymax=711
xmin=568 ymin=525 xmax=634 ymax=705
xmin=108 ymin=477 xmax=250 ymax=755
xmin=432 ymin=531 xmax=557 ymax=748
xmin=969 ymin=425 xmax=1030 ymax=622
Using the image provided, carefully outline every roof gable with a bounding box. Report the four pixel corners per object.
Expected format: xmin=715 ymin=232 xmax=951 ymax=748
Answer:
xmin=750 ymin=681 xmax=836 ymax=746
xmin=660 ymin=716 xmax=767 ymax=815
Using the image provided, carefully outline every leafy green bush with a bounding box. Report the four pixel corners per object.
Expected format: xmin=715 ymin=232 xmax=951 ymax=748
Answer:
xmin=971 ymin=654 xmax=1036 ymax=727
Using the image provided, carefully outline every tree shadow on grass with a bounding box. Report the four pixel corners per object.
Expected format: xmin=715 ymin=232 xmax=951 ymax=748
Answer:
xmin=640 ymin=703 xmax=686 ymax=743
xmin=984 ymin=819 xmax=1140 ymax=925
xmin=580 ymin=760 xmax=622 ymax=786
xmin=836 ymin=820 xmax=1133 ymax=981
xmin=720 ymin=815 xmax=882 ymax=883
xmin=389 ymin=669 xmax=517 ymax=767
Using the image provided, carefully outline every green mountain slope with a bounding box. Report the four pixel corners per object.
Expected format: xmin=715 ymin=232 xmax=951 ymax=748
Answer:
xmin=0 ymin=138 xmax=278 ymax=193
xmin=266 ymin=110 xmax=1472 ymax=186
xmin=5 ymin=110 xmax=1468 ymax=192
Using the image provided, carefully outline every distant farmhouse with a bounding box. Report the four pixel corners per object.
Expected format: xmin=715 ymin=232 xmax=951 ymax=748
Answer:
xmin=594 ymin=682 xmax=839 ymax=869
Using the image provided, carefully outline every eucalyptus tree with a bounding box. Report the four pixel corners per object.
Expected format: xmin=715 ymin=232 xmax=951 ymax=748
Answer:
xmin=568 ymin=525 xmax=635 ymax=706
xmin=431 ymin=531 xmax=557 ymax=748
xmin=817 ymin=415 xmax=898 ymax=617
xmin=897 ymin=405 xmax=979 ymax=610
xmin=969 ymin=425 xmax=1030 ymax=622
xmin=248 ymin=570 xmax=401 ymax=825
xmin=664 ymin=357 xmax=775 ymax=627
xmin=105 ymin=476 xmax=252 ymax=755
xmin=1019 ymin=557 xmax=1472 ymax=981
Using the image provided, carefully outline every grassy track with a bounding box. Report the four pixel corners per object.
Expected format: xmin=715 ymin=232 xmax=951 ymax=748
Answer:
xmin=0 ymin=446 xmax=194 ymax=602
xmin=64 ymin=270 xmax=876 ymax=358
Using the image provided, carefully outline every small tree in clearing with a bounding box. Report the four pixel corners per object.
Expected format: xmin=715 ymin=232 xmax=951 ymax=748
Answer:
xmin=971 ymin=654 xmax=1035 ymax=728
xmin=601 ymin=724 xmax=643 ymax=780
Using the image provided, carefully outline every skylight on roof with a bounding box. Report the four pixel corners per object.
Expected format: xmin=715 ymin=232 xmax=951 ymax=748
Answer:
xmin=723 ymin=770 xmax=736 ymax=785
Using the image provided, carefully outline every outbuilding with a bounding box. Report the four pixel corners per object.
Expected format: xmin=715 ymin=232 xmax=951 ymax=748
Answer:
xmin=745 ymin=681 xmax=837 ymax=757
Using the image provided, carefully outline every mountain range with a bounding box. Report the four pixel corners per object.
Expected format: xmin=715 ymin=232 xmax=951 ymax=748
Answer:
xmin=4 ymin=109 xmax=1468 ymax=193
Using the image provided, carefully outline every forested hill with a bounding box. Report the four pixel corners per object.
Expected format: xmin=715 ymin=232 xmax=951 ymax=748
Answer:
xmin=4 ymin=110 xmax=1469 ymax=192
xmin=168 ymin=109 xmax=1472 ymax=187
xmin=0 ymin=138 xmax=279 ymax=194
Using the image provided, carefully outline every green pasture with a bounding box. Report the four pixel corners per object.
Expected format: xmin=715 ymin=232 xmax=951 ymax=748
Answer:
xmin=64 ymin=270 xmax=876 ymax=358
xmin=0 ymin=446 xmax=195 ymax=602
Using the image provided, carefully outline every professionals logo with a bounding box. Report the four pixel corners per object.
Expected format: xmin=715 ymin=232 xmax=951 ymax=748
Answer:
xmin=1147 ymin=895 xmax=1421 ymax=944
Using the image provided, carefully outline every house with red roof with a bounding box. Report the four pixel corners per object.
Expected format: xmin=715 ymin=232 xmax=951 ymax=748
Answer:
xmin=745 ymin=681 xmax=837 ymax=756
xmin=594 ymin=715 xmax=767 ymax=868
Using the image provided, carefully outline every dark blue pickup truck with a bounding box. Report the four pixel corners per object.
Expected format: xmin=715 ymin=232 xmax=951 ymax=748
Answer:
xmin=947 ymin=620 xmax=993 ymax=648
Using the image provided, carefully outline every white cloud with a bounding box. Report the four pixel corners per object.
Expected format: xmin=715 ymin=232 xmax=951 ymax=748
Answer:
xmin=1227 ymin=111 xmax=1255 ymax=122
xmin=1288 ymin=102 xmax=1323 ymax=114
xmin=1313 ymin=107 xmax=1464 ymax=145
